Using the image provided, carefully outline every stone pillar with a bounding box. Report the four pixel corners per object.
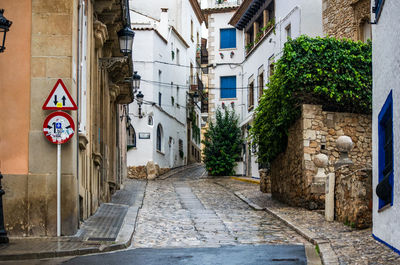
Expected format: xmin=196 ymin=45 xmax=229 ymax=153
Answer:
xmin=311 ymin=153 xmax=328 ymax=194
xmin=335 ymin=136 xmax=354 ymax=169
xmin=263 ymin=10 xmax=269 ymax=28
xmin=325 ymin=173 xmax=335 ymax=221
xmin=253 ymin=22 xmax=259 ymax=42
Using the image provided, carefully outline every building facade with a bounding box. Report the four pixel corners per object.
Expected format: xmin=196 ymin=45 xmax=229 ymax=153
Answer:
xmin=127 ymin=0 xmax=204 ymax=169
xmin=204 ymin=0 xmax=322 ymax=178
xmin=0 ymin=0 xmax=134 ymax=236
xmin=372 ymin=0 xmax=400 ymax=254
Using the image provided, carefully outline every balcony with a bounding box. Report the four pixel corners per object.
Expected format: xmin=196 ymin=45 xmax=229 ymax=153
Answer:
xmin=190 ymin=74 xmax=204 ymax=92
xmin=208 ymin=0 xmax=242 ymax=9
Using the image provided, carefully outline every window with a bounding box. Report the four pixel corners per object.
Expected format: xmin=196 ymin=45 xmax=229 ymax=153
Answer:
xmin=258 ymin=71 xmax=264 ymax=100
xmin=373 ymin=0 xmax=385 ymax=22
xmin=176 ymin=86 xmax=180 ymax=106
xmin=285 ymin=24 xmax=291 ymax=40
xmin=176 ymin=49 xmax=180 ymax=65
xmin=148 ymin=116 xmax=153 ymax=126
xmin=377 ymin=91 xmax=393 ymax=209
xmin=179 ymin=139 xmax=184 ymax=158
xmin=220 ymin=28 xmax=236 ymax=49
xmin=191 ymin=20 xmax=194 ymax=41
xmin=158 ymin=92 xmax=162 ymax=106
xmin=220 ymin=76 xmax=236 ymax=99
xmin=156 ymin=124 xmax=163 ymax=152
xmin=127 ymin=125 xmax=136 ymax=148
xmin=268 ymin=56 xmax=275 ymax=79
xmin=248 ymin=80 xmax=254 ymax=110
xmin=360 ymin=20 xmax=371 ymax=43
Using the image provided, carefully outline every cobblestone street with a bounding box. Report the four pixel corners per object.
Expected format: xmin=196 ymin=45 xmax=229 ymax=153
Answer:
xmin=131 ymin=166 xmax=308 ymax=249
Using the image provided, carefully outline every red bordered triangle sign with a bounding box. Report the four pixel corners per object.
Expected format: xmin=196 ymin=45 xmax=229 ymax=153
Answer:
xmin=42 ymin=79 xmax=78 ymax=110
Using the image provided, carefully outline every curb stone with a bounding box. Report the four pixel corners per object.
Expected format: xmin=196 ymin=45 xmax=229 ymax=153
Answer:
xmin=0 ymin=181 xmax=147 ymax=261
xmin=232 ymin=192 xmax=339 ymax=265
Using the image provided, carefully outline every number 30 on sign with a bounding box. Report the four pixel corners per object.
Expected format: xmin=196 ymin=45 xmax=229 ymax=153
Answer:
xmin=43 ymin=111 xmax=75 ymax=144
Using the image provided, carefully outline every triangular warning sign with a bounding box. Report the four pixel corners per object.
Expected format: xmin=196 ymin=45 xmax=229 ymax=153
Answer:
xmin=42 ymin=79 xmax=78 ymax=110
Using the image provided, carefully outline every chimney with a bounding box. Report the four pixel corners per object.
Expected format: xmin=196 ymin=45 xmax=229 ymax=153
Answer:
xmin=158 ymin=8 xmax=169 ymax=39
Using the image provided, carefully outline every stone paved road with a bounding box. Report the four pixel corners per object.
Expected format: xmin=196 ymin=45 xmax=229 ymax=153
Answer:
xmin=131 ymin=165 xmax=308 ymax=248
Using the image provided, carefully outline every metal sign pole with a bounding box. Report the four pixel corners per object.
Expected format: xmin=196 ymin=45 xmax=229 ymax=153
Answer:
xmin=57 ymin=143 xmax=61 ymax=237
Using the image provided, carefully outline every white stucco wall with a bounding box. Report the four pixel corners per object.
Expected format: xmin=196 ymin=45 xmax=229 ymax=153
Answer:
xmin=128 ymin=1 xmax=203 ymax=168
xmin=372 ymin=0 xmax=400 ymax=252
xmin=206 ymin=0 xmax=322 ymax=177
xmin=208 ymin=11 xmax=244 ymax=117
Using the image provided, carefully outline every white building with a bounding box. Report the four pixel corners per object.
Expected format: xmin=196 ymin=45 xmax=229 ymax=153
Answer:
xmin=128 ymin=0 xmax=204 ymax=169
xmin=372 ymin=0 xmax=400 ymax=254
xmin=204 ymin=0 xmax=322 ymax=178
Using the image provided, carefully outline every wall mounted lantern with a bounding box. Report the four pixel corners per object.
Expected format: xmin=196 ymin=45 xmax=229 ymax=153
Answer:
xmin=0 ymin=9 xmax=12 ymax=53
xmin=118 ymin=25 xmax=135 ymax=56
xmin=136 ymin=91 xmax=144 ymax=118
xmin=132 ymin=71 xmax=141 ymax=92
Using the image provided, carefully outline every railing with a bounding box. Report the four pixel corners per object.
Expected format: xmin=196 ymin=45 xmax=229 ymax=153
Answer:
xmin=209 ymin=0 xmax=242 ymax=9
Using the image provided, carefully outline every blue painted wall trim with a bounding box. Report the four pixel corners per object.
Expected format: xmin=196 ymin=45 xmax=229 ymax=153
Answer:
xmin=372 ymin=233 xmax=400 ymax=256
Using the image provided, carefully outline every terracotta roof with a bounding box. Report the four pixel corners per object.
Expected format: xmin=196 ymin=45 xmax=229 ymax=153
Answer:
xmin=189 ymin=0 xmax=206 ymax=24
xmin=171 ymin=26 xmax=190 ymax=48
xmin=202 ymin=6 xmax=239 ymax=14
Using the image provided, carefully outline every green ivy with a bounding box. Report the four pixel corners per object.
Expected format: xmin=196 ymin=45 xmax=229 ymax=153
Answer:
xmin=251 ymin=36 xmax=372 ymax=165
xmin=202 ymin=107 xmax=242 ymax=176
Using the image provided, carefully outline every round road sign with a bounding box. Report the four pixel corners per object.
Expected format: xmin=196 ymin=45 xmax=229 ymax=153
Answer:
xmin=43 ymin=111 xmax=75 ymax=144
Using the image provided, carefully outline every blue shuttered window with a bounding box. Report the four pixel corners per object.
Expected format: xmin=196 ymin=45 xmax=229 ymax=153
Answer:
xmin=220 ymin=28 xmax=236 ymax=49
xmin=220 ymin=76 xmax=236 ymax=99
xmin=373 ymin=0 xmax=385 ymax=22
xmin=377 ymin=91 xmax=394 ymax=209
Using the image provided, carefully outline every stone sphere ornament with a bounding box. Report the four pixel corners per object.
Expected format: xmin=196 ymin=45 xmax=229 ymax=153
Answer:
xmin=335 ymin=135 xmax=354 ymax=168
xmin=336 ymin=136 xmax=354 ymax=152
xmin=313 ymin=153 xmax=328 ymax=183
xmin=314 ymin=153 xmax=329 ymax=168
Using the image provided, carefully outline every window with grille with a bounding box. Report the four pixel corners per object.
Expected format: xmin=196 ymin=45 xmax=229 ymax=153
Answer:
xmin=127 ymin=125 xmax=136 ymax=148
xmin=156 ymin=124 xmax=163 ymax=152
xmin=258 ymin=71 xmax=264 ymax=100
xmin=376 ymin=91 xmax=393 ymax=209
xmin=248 ymin=81 xmax=254 ymax=110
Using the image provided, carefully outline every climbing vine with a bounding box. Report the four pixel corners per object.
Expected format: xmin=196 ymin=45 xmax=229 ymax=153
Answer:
xmin=251 ymin=36 xmax=372 ymax=165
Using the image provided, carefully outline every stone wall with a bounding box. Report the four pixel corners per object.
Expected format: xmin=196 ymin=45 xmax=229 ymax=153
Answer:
xmin=335 ymin=165 xmax=372 ymax=229
xmin=322 ymin=0 xmax=370 ymax=41
xmin=270 ymin=104 xmax=372 ymax=209
xmin=127 ymin=164 xmax=170 ymax=180
xmin=271 ymin=118 xmax=305 ymax=207
xmin=259 ymin=169 xmax=271 ymax=193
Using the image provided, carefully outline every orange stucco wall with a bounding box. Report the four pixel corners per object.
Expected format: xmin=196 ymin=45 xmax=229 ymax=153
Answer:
xmin=0 ymin=1 xmax=31 ymax=174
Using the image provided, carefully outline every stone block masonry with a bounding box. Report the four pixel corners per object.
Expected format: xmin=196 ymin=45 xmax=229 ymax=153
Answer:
xmin=270 ymin=104 xmax=371 ymax=209
xmin=335 ymin=165 xmax=372 ymax=229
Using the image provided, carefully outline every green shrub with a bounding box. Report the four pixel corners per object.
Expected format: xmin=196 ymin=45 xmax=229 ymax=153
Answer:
xmin=202 ymin=107 xmax=242 ymax=176
xmin=251 ymin=36 xmax=372 ymax=165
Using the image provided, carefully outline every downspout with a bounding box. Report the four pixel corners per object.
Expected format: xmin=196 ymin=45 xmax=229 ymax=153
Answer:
xmin=76 ymin=0 xmax=84 ymax=227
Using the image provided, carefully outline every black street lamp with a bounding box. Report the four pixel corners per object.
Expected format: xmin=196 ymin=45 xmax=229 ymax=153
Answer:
xmin=136 ymin=91 xmax=144 ymax=118
xmin=0 ymin=9 xmax=12 ymax=53
xmin=117 ymin=25 xmax=135 ymax=56
xmin=0 ymin=172 xmax=8 ymax=244
xmin=132 ymin=71 xmax=141 ymax=92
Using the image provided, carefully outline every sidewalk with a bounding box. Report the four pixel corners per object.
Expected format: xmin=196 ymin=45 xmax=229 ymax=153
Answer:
xmin=217 ymin=178 xmax=400 ymax=265
xmin=0 ymin=179 xmax=147 ymax=261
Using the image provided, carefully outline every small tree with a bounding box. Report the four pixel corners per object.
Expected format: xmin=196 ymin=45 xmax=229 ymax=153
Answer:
xmin=202 ymin=107 xmax=242 ymax=176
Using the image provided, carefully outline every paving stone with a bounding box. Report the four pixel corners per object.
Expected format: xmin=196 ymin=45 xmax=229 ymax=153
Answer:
xmin=215 ymin=178 xmax=400 ymax=265
xmin=131 ymin=166 xmax=306 ymax=249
